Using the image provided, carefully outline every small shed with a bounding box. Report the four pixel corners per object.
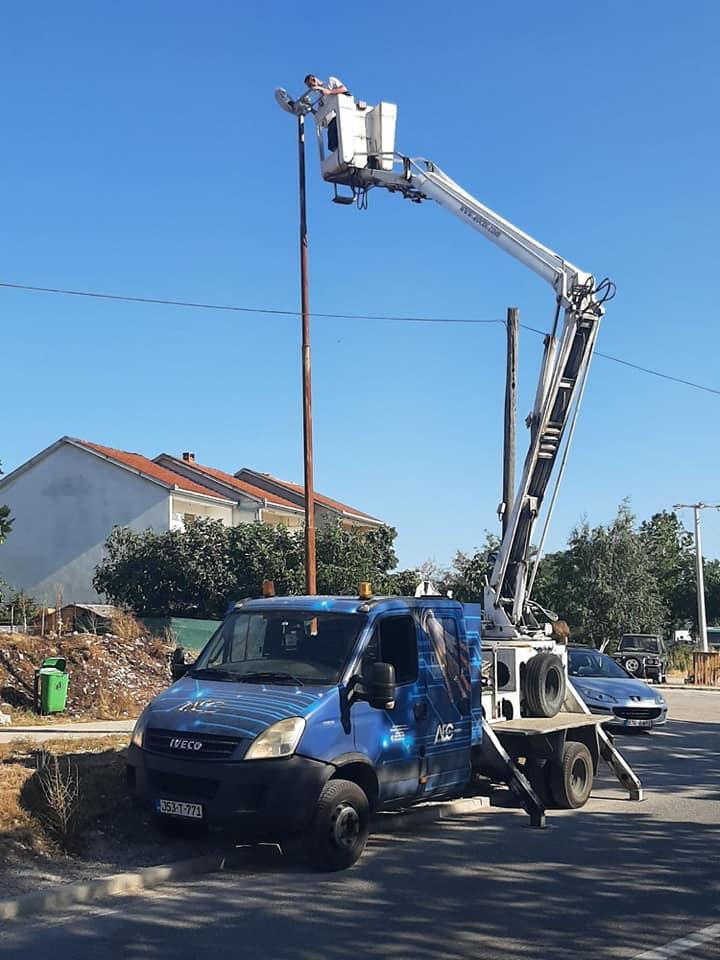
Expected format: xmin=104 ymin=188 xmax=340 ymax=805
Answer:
xmin=56 ymin=603 xmax=119 ymax=634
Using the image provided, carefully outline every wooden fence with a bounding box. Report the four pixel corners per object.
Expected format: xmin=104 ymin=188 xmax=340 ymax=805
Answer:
xmin=693 ymin=652 xmax=720 ymax=686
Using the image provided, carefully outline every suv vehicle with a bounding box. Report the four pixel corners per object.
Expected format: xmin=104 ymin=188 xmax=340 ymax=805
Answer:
xmin=613 ymin=634 xmax=668 ymax=683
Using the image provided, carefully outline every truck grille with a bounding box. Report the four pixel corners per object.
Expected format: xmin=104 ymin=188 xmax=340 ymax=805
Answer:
xmin=613 ymin=707 xmax=662 ymax=721
xmin=147 ymin=768 xmax=219 ymax=800
xmin=145 ymin=727 xmax=243 ymax=761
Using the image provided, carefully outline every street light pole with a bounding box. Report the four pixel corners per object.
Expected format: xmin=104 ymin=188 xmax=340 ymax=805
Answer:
xmin=674 ymin=502 xmax=720 ymax=653
xmin=297 ymin=112 xmax=317 ymax=595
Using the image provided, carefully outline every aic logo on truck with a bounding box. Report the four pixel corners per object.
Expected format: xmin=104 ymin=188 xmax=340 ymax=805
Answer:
xmin=434 ymin=722 xmax=455 ymax=744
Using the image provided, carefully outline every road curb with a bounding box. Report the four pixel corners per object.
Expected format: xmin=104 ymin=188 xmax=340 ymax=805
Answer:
xmin=0 ymin=852 xmax=230 ymax=921
xmin=374 ymin=795 xmax=490 ymax=831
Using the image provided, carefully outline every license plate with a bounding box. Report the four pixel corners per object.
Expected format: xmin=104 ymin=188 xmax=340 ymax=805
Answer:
xmin=156 ymin=798 xmax=204 ymax=819
xmin=624 ymin=718 xmax=651 ymax=727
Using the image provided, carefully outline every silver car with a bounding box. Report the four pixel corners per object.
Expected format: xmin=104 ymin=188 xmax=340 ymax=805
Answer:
xmin=568 ymin=646 xmax=668 ymax=729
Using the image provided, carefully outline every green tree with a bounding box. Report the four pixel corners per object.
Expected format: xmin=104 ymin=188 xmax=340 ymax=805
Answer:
xmin=438 ymin=532 xmax=501 ymax=602
xmin=533 ymin=501 xmax=664 ymax=647
xmin=638 ymin=511 xmax=695 ymax=631
xmin=0 ymin=460 xmax=12 ymax=545
xmin=93 ymin=519 xmax=416 ymax=618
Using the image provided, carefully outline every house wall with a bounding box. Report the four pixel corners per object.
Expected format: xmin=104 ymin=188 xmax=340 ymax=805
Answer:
xmin=154 ymin=457 xmax=258 ymax=527
xmin=170 ymin=495 xmax=235 ymax=530
xmin=261 ymin=509 xmax=304 ymax=530
xmin=0 ymin=443 xmax=171 ymax=604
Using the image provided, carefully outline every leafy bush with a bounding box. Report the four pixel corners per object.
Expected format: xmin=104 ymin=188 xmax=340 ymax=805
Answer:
xmin=94 ymin=519 xmax=418 ymax=618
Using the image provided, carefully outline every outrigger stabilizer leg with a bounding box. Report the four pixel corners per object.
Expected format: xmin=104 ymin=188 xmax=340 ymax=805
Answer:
xmin=480 ymin=720 xmax=547 ymax=828
xmin=564 ymin=680 xmax=644 ymax=801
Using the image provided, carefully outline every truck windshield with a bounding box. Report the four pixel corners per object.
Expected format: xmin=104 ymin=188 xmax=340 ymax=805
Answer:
xmin=190 ymin=610 xmax=365 ymax=686
xmin=619 ymin=636 xmax=660 ymax=653
xmin=569 ymin=650 xmax=631 ymax=679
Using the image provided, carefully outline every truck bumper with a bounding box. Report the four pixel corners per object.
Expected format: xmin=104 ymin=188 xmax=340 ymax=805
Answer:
xmin=126 ymin=743 xmax=331 ymax=838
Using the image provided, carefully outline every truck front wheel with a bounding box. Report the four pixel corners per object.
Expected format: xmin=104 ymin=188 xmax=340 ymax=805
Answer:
xmin=550 ymin=741 xmax=593 ymax=809
xmin=308 ymin=778 xmax=370 ymax=871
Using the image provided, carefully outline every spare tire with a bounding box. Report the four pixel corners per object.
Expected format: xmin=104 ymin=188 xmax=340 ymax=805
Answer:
xmin=623 ymin=656 xmax=641 ymax=676
xmin=524 ymin=652 xmax=566 ymax=717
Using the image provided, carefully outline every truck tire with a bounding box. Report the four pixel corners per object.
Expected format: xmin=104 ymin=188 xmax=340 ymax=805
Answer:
xmin=550 ymin=742 xmax=593 ymax=809
xmin=525 ymin=653 xmax=566 ymax=717
xmin=308 ymin=778 xmax=370 ymax=872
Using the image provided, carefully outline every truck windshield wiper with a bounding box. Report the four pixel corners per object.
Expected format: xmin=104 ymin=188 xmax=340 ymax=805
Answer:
xmin=188 ymin=667 xmax=246 ymax=682
xmin=239 ymin=671 xmax=305 ymax=687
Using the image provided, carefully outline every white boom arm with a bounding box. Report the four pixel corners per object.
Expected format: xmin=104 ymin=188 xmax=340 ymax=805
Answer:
xmin=279 ymin=89 xmax=613 ymax=636
xmin=368 ymin=160 xmax=610 ymax=636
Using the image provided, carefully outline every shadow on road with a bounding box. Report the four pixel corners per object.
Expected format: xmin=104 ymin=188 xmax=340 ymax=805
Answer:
xmin=2 ymin=717 xmax=719 ymax=960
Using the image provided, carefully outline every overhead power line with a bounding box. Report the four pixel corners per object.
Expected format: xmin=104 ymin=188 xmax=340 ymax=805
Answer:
xmin=2 ymin=279 xmax=719 ymax=397
xmin=0 ymin=281 xmax=499 ymax=326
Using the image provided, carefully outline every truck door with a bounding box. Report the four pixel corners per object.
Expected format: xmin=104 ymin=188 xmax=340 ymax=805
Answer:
xmin=417 ymin=607 xmax=472 ymax=795
xmin=353 ymin=613 xmax=425 ymax=803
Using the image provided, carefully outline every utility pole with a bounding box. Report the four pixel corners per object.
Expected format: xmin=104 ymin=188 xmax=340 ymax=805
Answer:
xmin=297 ymin=112 xmax=317 ymax=594
xmin=674 ymin=502 xmax=720 ymax=653
xmin=502 ymin=307 xmax=519 ymax=538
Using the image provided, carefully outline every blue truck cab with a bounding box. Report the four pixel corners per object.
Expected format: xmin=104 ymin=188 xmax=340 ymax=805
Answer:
xmin=127 ymin=594 xmax=483 ymax=870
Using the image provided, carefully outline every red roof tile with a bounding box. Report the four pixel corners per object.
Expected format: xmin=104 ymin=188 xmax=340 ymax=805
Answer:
xmin=161 ymin=458 xmax=301 ymax=512
xmin=242 ymin=470 xmax=382 ymax=524
xmin=73 ymin=440 xmax=232 ymax=501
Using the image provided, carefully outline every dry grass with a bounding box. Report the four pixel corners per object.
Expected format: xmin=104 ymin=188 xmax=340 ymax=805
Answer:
xmin=109 ymin=611 xmax=146 ymax=642
xmin=95 ymin=686 xmax=146 ymax=720
xmin=0 ymin=629 xmax=172 ymax=722
xmin=30 ymin=750 xmax=81 ymax=851
xmin=0 ymin=736 xmax=131 ymax=860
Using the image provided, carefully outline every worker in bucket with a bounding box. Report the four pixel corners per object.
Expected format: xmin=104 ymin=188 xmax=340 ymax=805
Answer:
xmin=304 ymin=74 xmax=350 ymax=152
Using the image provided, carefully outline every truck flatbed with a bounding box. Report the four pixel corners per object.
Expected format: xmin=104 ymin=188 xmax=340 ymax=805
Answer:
xmin=489 ymin=712 xmax=608 ymax=736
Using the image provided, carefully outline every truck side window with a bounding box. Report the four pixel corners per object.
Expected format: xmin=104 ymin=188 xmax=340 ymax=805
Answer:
xmin=439 ymin=617 xmax=461 ymax=682
xmin=363 ymin=616 xmax=418 ymax=686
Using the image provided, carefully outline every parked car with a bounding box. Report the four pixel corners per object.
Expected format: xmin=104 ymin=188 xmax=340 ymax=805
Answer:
xmin=612 ymin=634 xmax=668 ymax=683
xmin=568 ymin=646 xmax=668 ymax=729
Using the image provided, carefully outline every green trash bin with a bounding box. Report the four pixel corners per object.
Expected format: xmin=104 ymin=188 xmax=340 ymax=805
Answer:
xmin=35 ymin=657 xmax=69 ymax=715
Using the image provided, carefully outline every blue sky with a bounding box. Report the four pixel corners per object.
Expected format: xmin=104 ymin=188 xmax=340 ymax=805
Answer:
xmin=2 ymin=1 xmax=720 ymax=569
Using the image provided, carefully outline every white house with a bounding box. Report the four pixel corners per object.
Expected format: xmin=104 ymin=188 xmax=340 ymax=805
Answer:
xmin=155 ymin=453 xmax=384 ymax=533
xmin=0 ymin=438 xmax=235 ymax=604
xmin=0 ymin=438 xmax=385 ymax=605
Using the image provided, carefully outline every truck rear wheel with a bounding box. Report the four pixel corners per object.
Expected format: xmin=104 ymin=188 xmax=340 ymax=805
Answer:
xmin=525 ymin=653 xmax=566 ymax=718
xmin=550 ymin=742 xmax=593 ymax=809
xmin=308 ymin=778 xmax=370 ymax=872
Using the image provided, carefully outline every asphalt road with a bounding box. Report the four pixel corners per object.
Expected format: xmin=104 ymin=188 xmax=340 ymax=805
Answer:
xmin=1 ymin=688 xmax=719 ymax=960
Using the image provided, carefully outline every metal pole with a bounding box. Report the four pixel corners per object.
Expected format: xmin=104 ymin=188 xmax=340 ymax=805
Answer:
xmin=298 ymin=113 xmax=317 ymax=594
xmin=502 ymin=307 xmax=518 ymax=538
xmin=674 ymin=502 xmax=719 ymax=653
xmin=693 ymin=506 xmax=709 ymax=654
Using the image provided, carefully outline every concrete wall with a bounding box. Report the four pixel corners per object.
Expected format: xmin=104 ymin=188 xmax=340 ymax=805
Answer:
xmin=0 ymin=443 xmax=171 ymax=604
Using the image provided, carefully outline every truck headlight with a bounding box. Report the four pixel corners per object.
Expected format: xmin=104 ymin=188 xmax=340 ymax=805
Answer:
xmin=245 ymin=717 xmax=306 ymax=760
xmin=131 ymin=708 xmax=150 ymax=749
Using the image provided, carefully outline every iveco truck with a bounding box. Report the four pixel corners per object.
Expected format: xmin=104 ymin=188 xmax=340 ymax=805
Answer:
xmin=127 ymin=590 xmax=640 ymax=871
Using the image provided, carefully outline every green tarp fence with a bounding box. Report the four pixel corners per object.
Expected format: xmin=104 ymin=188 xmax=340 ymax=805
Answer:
xmin=140 ymin=617 xmax=221 ymax=652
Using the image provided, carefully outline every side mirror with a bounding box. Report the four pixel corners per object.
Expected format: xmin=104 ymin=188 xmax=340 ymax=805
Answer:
xmin=367 ymin=662 xmax=396 ymax=710
xmin=171 ymin=647 xmax=189 ymax=681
